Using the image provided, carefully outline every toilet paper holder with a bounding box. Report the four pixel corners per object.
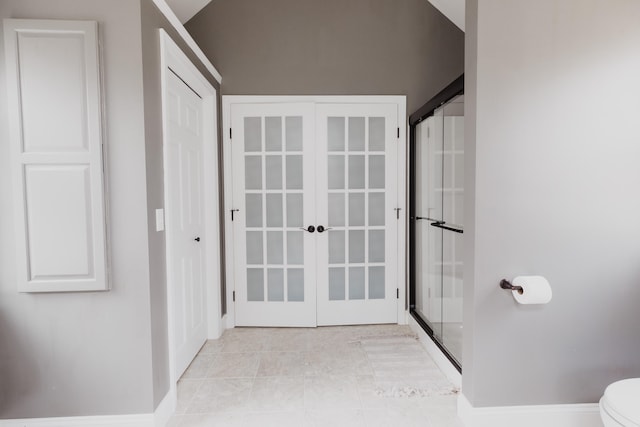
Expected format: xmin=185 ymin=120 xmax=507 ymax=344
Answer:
xmin=500 ymin=279 xmax=524 ymax=295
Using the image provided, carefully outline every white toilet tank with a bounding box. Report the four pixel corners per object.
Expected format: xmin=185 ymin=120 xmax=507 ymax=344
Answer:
xmin=600 ymin=378 xmax=640 ymax=427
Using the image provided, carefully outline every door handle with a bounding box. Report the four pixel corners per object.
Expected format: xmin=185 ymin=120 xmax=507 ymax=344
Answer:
xmin=194 ymin=237 xmax=201 ymax=242
xmin=316 ymin=225 xmax=333 ymax=233
xmin=300 ymin=225 xmax=315 ymax=233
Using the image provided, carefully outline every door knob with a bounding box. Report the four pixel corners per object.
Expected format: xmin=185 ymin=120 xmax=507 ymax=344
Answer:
xmin=194 ymin=237 xmax=201 ymax=242
xmin=316 ymin=225 xmax=332 ymax=233
xmin=300 ymin=225 xmax=315 ymax=233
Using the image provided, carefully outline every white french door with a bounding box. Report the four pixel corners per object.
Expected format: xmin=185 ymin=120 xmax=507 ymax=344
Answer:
xmin=229 ymin=98 xmax=402 ymax=327
xmin=231 ymin=103 xmax=317 ymax=326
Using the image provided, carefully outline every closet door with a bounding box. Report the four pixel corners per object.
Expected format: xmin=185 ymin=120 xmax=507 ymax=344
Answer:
xmin=231 ymin=103 xmax=317 ymax=326
xmin=315 ymin=104 xmax=399 ymax=325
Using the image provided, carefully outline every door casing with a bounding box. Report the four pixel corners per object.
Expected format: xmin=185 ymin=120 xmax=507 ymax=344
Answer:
xmin=160 ymin=29 xmax=222 ymax=386
xmin=222 ymin=95 xmax=408 ymax=328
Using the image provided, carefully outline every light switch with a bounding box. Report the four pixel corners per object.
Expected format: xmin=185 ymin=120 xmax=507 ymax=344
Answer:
xmin=155 ymin=209 xmax=165 ymax=232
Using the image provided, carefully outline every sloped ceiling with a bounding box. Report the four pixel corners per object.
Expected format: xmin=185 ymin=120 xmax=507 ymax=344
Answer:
xmin=167 ymin=0 xmax=464 ymax=31
xmin=427 ymin=0 xmax=465 ymax=31
xmin=165 ymin=0 xmax=212 ymax=23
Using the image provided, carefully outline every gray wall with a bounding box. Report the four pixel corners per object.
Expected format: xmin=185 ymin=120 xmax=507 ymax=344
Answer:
xmin=185 ymin=0 xmax=465 ymax=115
xmin=464 ymin=0 xmax=640 ymax=407
xmin=0 ymin=0 xmax=155 ymax=418
xmin=139 ymin=0 xmax=222 ymax=407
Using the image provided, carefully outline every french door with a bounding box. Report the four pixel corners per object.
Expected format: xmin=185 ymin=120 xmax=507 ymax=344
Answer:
xmin=230 ymin=99 xmax=402 ymax=327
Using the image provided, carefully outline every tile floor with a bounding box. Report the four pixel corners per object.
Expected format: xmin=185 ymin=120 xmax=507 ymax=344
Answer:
xmin=168 ymin=325 xmax=464 ymax=427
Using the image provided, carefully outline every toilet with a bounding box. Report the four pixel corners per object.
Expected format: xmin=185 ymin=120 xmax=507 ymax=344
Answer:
xmin=600 ymin=378 xmax=640 ymax=426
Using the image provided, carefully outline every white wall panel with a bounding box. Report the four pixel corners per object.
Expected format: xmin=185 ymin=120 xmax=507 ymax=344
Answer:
xmin=4 ymin=19 xmax=108 ymax=292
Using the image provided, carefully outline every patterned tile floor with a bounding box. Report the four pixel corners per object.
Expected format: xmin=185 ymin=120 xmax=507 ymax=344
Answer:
xmin=168 ymin=325 xmax=464 ymax=427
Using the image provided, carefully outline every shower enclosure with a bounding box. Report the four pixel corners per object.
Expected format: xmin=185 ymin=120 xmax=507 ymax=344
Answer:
xmin=409 ymin=76 xmax=464 ymax=370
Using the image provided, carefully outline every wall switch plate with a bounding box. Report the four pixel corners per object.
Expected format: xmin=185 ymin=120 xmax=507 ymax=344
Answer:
xmin=155 ymin=209 xmax=165 ymax=232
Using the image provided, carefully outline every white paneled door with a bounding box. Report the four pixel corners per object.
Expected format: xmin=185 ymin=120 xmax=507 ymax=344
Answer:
xmin=166 ymin=71 xmax=208 ymax=377
xmin=230 ymin=100 xmax=401 ymax=327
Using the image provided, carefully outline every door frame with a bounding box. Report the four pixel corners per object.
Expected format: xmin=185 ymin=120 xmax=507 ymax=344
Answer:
xmin=159 ymin=29 xmax=222 ymax=386
xmin=222 ymin=95 xmax=407 ymax=328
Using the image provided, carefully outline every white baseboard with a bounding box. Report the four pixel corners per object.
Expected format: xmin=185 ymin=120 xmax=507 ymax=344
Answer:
xmin=1 ymin=388 xmax=178 ymax=427
xmin=458 ymin=393 xmax=603 ymax=427
xmin=408 ymin=315 xmax=462 ymax=388
xmin=153 ymin=387 xmax=177 ymax=427
xmin=0 ymin=414 xmax=154 ymax=427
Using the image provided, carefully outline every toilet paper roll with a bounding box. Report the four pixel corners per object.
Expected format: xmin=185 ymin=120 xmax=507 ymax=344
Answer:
xmin=511 ymin=276 xmax=552 ymax=304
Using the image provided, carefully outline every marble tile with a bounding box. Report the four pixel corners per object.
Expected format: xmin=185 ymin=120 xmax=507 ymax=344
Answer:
xmin=220 ymin=334 xmax=271 ymax=352
xmin=303 ymin=409 xmax=366 ymax=427
xmin=207 ymin=352 xmax=260 ymax=378
xmin=304 ymin=375 xmax=360 ymax=410
xmin=303 ymin=348 xmax=372 ymax=377
xmin=186 ymin=378 xmax=254 ymax=414
xmin=248 ymin=377 xmax=304 ymax=412
xmin=175 ymin=379 xmax=204 ymax=414
xmin=178 ymin=412 xmax=245 ymax=427
xmin=200 ymin=339 xmax=224 ymax=354
xmin=181 ymin=353 xmax=217 ymax=379
xmin=257 ymin=351 xmax=305 ymax=377
xmin=243 ymin=411 xmax=305 ymax=427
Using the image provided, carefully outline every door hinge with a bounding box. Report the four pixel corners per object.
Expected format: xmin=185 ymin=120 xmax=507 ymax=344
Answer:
xmin=233 ymin=291 xmax=236 ymax=302
xmin=397 ymin=127 xmax=400 ymax=139
xmin=397 ymin=288 xmax=399 ymax=299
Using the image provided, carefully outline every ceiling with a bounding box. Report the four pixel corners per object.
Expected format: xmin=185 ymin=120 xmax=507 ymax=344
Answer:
xmin=165 ymin=0 xmax=212 ymax=23
xmin=164 ymin=0 xmax=464 ymax=31
xmin=427 ymin=0 xmax=465 ymax=31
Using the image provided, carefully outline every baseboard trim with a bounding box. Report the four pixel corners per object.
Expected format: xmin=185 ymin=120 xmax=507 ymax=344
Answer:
xmin=458 ymin=393 xmax=602 ymax=427
xmin=1 ymin=389 xmax=177 ymax=427
xmin=0 ymin=414 xmax=154 ymax=427
xmin=153 ymin=387 xmax=177 ymax=427
xmin=408 ymin=315 xmax=462 ymax=388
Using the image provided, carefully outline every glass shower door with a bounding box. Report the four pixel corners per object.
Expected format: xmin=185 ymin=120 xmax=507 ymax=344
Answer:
xmin=413 ymin=95 xmax=464 ymax=365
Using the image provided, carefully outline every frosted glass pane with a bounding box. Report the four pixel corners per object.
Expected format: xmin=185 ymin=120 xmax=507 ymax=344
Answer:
xmin=444 ymin=153 xmax=454 ymax=188
xmin=349 ymin=193 xmax=365 ymax=226
xmin=267 ymin=268 xmax=284 ymax=301
xmin=247 ymin=268 xmax=264 ymax=301
xmin=348 ymin=117 xmax=365 ymax=151
xmin=455 ymin=153 xmax=464 ymax=188
xmin=328 ymin=193 xmax=345 ymax=227
xmin=286 ymin=194 xmax=303 ymax=227
xmin=349 ymin=230 xmax=365 ymax=263
xmin=265 ymin=116 xmax=282 ymax=151
xmin=286 ymin=155 xmax=303 ymax=189
xmin=245 ymin=194 xmax=262 ymax=227
xmin=369 ymin=230 xmax=385 ymax=262
xmin=349 ymin=267 xmax=365 ymax=300
xmin=244 ymin=117 xmax=261 ymax=152
xmin=328 ymin=117 xmax=345 ymax=151
xmin=348 ymin=155 xmax=365 ymax=189
xmin=286 ymin=116 xmax=303 ymax=151
xmin=266 ymin=194 xmax=283 ymax=227
xmin=267 ymin=231 xmax=283 ymax=264
xmin=287 ymin=231 xmax=304 ymax=265
xmin=329 ymin=267 xmax=345 ymax=300
xmin=369 ymin=117 xmax=385 ymax=151
xmin=369 ymin=266 xmax=385 ymax=299
xmin=246 ymin=231 xmax=263 ymax=264
xmin=328 ymin=156 xmax=345 ymax=189
xmin=328 ymin=230 xmax=345 ymax=264
xmin=265 ymin=156 xmax=282 ymax=189
xmin=287 ymin=268 xmax=304 ymax=302
xmin=245 ymin=156 xmax=262 ymax=190
xmin=369 ymin=155 xmax=385 ymax=189
xmin=368 ymin=193 xmax=385 ymax=226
